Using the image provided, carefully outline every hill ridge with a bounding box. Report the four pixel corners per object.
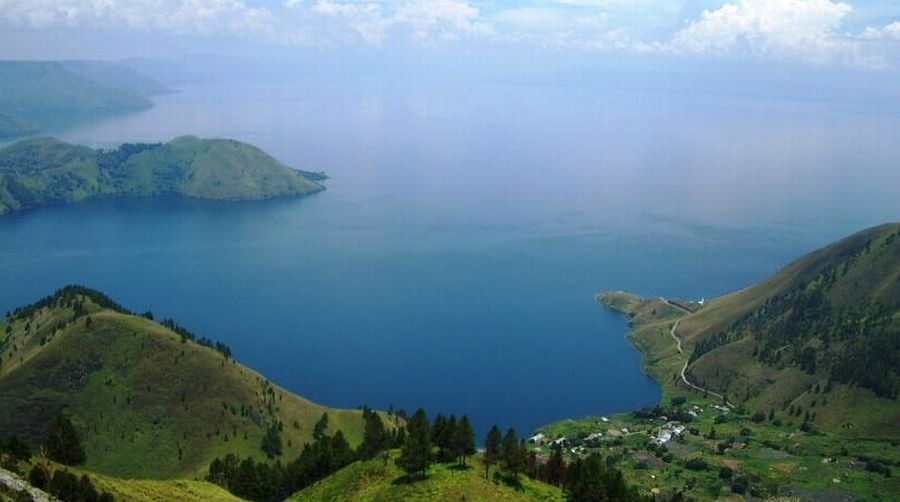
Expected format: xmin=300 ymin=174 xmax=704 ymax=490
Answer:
xmin=0 ymin=136 xmax=324 ymax=215
xmin=0 ymin=285 xmax=372 ymax=479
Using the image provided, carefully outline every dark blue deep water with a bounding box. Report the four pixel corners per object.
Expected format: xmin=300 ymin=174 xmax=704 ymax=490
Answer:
xmin=1 ymin=75 xmax=898 ymax=437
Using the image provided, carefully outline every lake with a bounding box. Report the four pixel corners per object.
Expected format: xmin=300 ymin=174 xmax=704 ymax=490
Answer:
xmin=1 ymin=71 xmax=898 ymax=437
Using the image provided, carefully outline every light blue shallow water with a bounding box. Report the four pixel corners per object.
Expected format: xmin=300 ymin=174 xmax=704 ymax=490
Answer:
xmin=1 ymin=74 xmax=898 ymax=436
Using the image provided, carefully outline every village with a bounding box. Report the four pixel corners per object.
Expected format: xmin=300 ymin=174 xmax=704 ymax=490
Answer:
xmin=527 ymin=397 xmax=895 ymax=499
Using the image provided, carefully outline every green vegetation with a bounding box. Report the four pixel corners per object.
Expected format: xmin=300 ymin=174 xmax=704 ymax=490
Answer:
xmin=0 ymin=286 xmax=373 ymax=480
xmin=538 ymin=222 xmax=900 ymax=500
xmin=0 ymin=60 xmax=163 ymax=138
xmin=45 ymin=413 xmax=86 ymax=466
xmin=289 ymin=452 xmax=564 ymax=502
xmin=0 ymin=135 xmax=324 ymax=215
xmin=278 ymin=407 xmax=647 ymax=502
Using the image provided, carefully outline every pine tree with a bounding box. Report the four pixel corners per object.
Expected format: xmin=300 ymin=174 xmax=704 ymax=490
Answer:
xmin=45 ymin=412 xmax=86 ymax=465
xmin=501 ymin=428 xmax=524 ymax=479
xmin=452 ymin=415 xmax=476 ymax=466
xmin=432 ymin=414 xmax=455 ymax=462
xmin=313 ymin=412 xmax=329 ymax=440
xmin=484 ymin=425 xmax=502 ymax=479
xmin=261 ymin=424 xmax=282 ymax=459
xmin=396 ymin=408 xmax=431 ymax=479
xmin=359 ymin=410 xmax=388 ymax=460
xmin=545 ymin=447 xmax=566 ymax=486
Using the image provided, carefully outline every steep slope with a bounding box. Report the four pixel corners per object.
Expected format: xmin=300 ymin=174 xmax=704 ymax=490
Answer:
xmin=680 ymin=223 xmax=899 ymax=431
xmin=0 ymin=136 xmax=324 ymax=214
xmin=0 ymin=286 xmax=370 ymax=480
xmin=604 ymin=223 xmax=900 ymax=438
xmin=289 ymin=452 xmax=565 ymax=502
xmin=0 ymin=61 xmax=155 ymax=135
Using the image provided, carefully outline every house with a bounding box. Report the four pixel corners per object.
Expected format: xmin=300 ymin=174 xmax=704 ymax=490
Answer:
xmin=527 ymin=433 xmax=546 ymax=444
xmin=584 ymin=433 xmax=603 ymax=446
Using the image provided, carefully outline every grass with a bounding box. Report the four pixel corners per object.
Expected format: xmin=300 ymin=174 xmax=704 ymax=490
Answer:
xmin=289 ymin=451 xmax=565 ymax=502
xmin=0 ymin=289 xmax=377 ymax=480
xmin=67 ymin=464 xmax=245 ymax=502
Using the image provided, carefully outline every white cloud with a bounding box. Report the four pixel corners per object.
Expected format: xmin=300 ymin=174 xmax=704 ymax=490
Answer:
xmin=286 ymin=0 xmax=486 ymax=44
xmin=668 ymin=0 xmax=867 ymax=65
xmin=0 ymin=0 xmax=278 ymax=38
xmin=862 ymin=21 xmax=900 ymax=40
xmin=0 ymin=0 xmax=896 ymax=67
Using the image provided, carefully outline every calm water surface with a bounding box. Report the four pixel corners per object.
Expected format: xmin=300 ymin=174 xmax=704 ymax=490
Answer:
xmin=1 ymin=75 xmax=898 ymax=436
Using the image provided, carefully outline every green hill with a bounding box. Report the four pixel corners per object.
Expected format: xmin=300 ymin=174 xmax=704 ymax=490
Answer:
xmin=675 ymin=223 xmax=900 ymax=435
xmin=0 ymin=136 xmax=324 ymax=215
xmin=0 ymin=286 xmax=374 ymax=480
xmin=289 ymin=452 xmax=565 ymax=502
xmin=566 ymin=224 xmax=900 ymax=499
xmin=0 ymin=61 xmax=159 ymax=137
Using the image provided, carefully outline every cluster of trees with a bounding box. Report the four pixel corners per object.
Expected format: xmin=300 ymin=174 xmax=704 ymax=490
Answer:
xmin=44 ymin=413 xmax=86 ymax=465
xmin=396 ymin=408 xmax=648 ymax=502
xmin=8 ymin=285 xmax=130 ymax=322
xmin=96 ymin=142 xmax=162 ymax=173
xmin=159 ymin=318 xmax=232 ymax=359
xmin=206 ymin=406 xmax=649 ymax=502
xmin=396 ymin=410 xmax=476 ymax=477
xmin=0 ymin=414 xmax=115 ymax=502
xmin=690 ymin=243 xmax=899 ymax=399
xmin=632 ymin=404 xmax=694 ymax=424
xmin=28 ymin=465 xmax=116 ymax=502
xmin=0 ymin=414 xmax=85 ymax=469
xmin=207 ymin=428 xmax=360 ymax=501
xmin=0 ymin=435 xmax=31 ymax=465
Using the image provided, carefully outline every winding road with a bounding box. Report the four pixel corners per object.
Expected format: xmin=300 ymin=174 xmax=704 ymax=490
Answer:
xmin=660 ymin=299 xmax=734 ymax=408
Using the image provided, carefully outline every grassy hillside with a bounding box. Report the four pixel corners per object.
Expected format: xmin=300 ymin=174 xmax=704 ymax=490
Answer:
xmin=289 ymin=451 xmax=565 ymax=502
xmin=675 ymin=223 xmax=900 ymax=435
xmin=545 ymin=223 xmax=900 ymax=499
xmin=0 ymin=136 xmax=324 ymax=215
xmin=0 ymin=61 xmax=157 ymax=137
xmin=0 ymin=286 xmax=375 ymax=480
xmin=73 ymin=465 xmax=245 ymax=502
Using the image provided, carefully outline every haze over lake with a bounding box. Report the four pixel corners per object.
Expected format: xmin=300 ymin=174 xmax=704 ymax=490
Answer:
xmin=1 ymin=67 xmax=898 ymax=436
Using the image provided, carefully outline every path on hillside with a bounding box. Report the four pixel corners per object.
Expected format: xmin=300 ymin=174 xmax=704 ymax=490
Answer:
xmin=660 ymin=299 xmax=733 ymax=408
xmin=0 ymin=467 xmax=57 ymax=502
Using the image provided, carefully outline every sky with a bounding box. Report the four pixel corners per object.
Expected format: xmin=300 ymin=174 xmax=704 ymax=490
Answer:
xmin=0 ymin=0 xmax=899 ymax=72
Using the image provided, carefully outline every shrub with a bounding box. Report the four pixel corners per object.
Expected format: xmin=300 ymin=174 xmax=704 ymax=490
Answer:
xmin=719 ymin=466 xmax=733 ymax=480
xmin=28 ymin=464 xmax=49 ymax=489
xmin=684 ymin=458 xmax=708 ymax=471
xmin=731 ymin=478 xmax=749 ymax=494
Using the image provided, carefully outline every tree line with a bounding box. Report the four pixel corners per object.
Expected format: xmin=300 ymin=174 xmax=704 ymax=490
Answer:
xmin=0 ymin=412 xmax=116 ymax=502
xmin=207 ymin=406 xmax=648 ymax=502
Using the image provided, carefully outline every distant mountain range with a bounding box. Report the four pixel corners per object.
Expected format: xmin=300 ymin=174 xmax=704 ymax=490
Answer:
xmin=0 ymin=60 xmax=168 ymax=138
xmin=0 ymin=136 xmax=325 ymax=215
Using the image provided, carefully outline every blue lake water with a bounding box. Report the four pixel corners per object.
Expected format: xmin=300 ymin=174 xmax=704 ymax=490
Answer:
xmin=1 ymin=73 xmax=898 ymax=437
